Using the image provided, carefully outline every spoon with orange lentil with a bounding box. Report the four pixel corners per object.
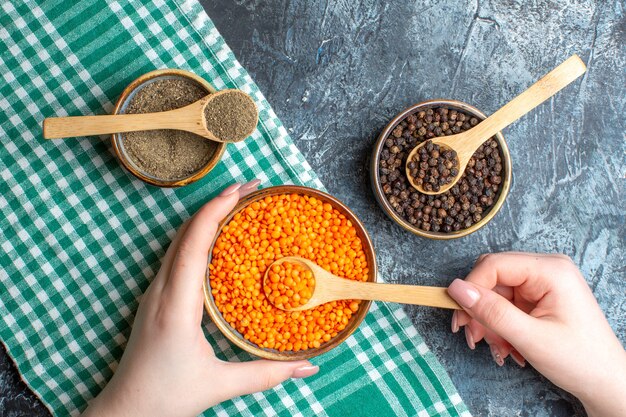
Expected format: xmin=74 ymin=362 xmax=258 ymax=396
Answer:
xmin=263 ymin=256 xmax=461 ymax=311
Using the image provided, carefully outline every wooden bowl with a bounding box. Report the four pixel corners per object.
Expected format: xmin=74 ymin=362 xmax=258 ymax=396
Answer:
xmin=370 ymin=99 xmax=512 ymax=239
xmin=203 ymin=185 xmax=378 ymax=360
xmin=111 ymin=69 xmax=226 ymax=187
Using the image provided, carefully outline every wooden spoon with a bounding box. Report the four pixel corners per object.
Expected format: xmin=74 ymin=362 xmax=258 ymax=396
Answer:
xmin=406 ymin=54 xmax=587 ymax=195
xmin=42 ymin=89 xmax=258 ymax=142
xmin=263 ymin=256 xmax=461 ymax=311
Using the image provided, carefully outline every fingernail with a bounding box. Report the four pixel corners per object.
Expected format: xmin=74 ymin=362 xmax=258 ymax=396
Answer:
xmin=490 ymin=344 xmax=505 ymax=366
xmin=451 ymin=311 xmax=460 ymax=333
xmin=219 ymin=183 xmax=242 ymax=197
xmin=291 ymin=365 xmax=319 ymax=379
xmin=464 ymin=327 xmax=475 ymax=350
xmin=239 ymin=179 xmax=261 ymax=197
xmin=510 ymin=349 xmax=526 ymax=367
xmin=448 ymin=279 xmax=481 ymax=309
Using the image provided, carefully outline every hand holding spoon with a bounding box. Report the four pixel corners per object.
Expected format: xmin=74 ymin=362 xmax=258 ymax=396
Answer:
xmin=406 ymin=55 xmax=587 ymax=195
xmin=263 ymin=256 xmax=461 ymax=311
xmin=42 ymin=89 xmax=258 ymax=142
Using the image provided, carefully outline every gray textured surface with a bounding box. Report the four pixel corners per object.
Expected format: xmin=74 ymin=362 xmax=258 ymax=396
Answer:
xmin=1 ymin=1 xmax=624 ymax=416
xmin=203 ymin=1 xmax=625 ymax=416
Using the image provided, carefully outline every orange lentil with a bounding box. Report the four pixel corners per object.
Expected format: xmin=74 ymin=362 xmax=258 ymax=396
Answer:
xmin=210 ymin=194 xmax=367 ymax=352
xmin=263 ymin=261 xmax=316 ymax=311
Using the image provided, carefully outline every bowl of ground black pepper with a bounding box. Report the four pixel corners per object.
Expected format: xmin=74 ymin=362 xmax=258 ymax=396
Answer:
xmin=370 ymin=99 xmax=512 ymax=239
xmin=112 ymin=69 xmax=227 ymax=187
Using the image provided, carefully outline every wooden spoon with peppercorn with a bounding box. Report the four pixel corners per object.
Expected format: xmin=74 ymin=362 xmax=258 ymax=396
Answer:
xmin=263 ymin=256 xmax=461 ymax=311
xmin=406 ymin=54 xmax=586 ymax=195
xmin=43 ymin=89 xmax=258 ymax=143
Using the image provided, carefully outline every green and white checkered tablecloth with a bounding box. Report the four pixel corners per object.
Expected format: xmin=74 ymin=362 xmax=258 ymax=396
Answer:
xmin=0 ymin=1 xmax=471 ymax=416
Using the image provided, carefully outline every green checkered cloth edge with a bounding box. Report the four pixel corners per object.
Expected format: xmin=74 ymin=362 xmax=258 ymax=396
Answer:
xmin=0 ymin=1 xmax=471 ymax=416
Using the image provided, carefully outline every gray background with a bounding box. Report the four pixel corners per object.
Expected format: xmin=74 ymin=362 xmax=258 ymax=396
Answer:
xmin=1 ymin=1 xmax=624 ymax=416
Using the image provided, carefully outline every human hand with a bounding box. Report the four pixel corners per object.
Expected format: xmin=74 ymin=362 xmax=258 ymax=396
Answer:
xmin=82 ymin=181 xmax=319 ymax=417
xmin=447 ymin=252 xmax=626 ymax=417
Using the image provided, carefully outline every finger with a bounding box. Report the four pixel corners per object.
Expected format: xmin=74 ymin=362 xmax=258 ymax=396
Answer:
xmin=212 ymin=359 xmax=319 ymax=401
xmin=512 ymin=289 xmax=538 ymax=315
xmin=483 ymin=329 xmax=513 ymax=366
xmin=458 ymin=316 xmax=514 ymax=366
xmin=455 ymin=310 xmax=472 ymax=328
xmin=465 ymin=320 xmax=486 ymax=349
xmin=465 ymin=252 xmax=576 ymax=303
xmin=474 ymin=251 xmax=555 ymax=266
xmin=239 ymin=179 xmax=261 ymax=198
xmin=139 ymin=220 xmax=193 ymax=316
xmin=462 ymin=318 xmax=512 ymax=357
xmin=448 ymin=278 xmax=541 ymax=350
xmin=494 ymin=284 xmax=513 ymax=300
xmin=456 ymin=284 xmax=513 ymax=327
xmin=164 ymin=183 xmax=246 ymax=310
xmin=151 ymin=219 xmax=192 ymax=289
xmin=158 ymin=179 xmax=260 ymax=291
xmin=451 ymin=310 xmax=461 ymax=333
xmin=510 ymin=348 xmax=527 ymax=367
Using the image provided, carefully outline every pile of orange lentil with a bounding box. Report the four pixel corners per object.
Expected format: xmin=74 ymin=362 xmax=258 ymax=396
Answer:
xmin=264 ymin=261 xmax=315 ymax=311
xmin=209 ymin=193 xmax=369 ymax=352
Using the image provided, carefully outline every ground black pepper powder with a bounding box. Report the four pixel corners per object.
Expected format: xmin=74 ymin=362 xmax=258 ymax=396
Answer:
xmin=123 ymin=79 xmax=218 ymax=180
xmin=378 ymin=107 xmax=503 ymax=233
xmin=204 ymin=91 xmax=257 ymax=142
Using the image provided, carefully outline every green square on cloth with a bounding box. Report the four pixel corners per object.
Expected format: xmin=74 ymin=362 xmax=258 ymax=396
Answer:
xmin=0 ymin=1 xmax=471 ymax=416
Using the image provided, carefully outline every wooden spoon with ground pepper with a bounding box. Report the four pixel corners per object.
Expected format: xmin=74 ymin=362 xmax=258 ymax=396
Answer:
xmin=43 ymin=89 xmax=258 ymax=142
xmin=406 ymin=54 xmax=586 ymax=195
xmin=263 ymin=256 xmax=461 ymax=311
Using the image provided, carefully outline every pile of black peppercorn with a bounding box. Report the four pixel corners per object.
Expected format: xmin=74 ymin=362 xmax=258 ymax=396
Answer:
xmin=407 ymin=140 xmax=459 ymax=192
xmin=378 ymin=107 xmax=503 ymax=233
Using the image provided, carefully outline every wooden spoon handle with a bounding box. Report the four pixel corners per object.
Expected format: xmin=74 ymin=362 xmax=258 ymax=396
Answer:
xmin=463 ymin=54 xmax=586 ymax=147
xmin=335 ymin=280 xmax=461 ymax=310
xmin=42 ymin=111 xmax=185 ymax=139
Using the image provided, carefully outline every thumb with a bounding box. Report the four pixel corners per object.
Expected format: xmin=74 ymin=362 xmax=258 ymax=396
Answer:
xmin=447 ymin=279 xmax=537 ymax=349
xmin=212 ymin=359 xmax=318 ymax=400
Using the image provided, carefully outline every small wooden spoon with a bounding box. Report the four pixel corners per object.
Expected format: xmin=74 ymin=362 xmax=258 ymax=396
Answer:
xmin=42 ymin=89 xmax=258 ymax=142
xmin=263 ymin=256 xmax=461 ymax=311
xmin=406 ymin=54 xmax=587 ymax=195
